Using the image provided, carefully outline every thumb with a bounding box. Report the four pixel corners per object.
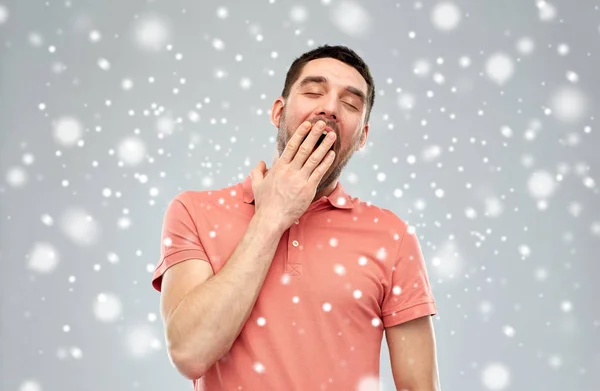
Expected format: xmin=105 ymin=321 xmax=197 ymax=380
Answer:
xmin=251 ymin=160 xmax=266 ymax=183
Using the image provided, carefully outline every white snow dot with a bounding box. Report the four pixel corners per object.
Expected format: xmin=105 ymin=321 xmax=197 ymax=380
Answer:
xmin=290 ymin=5 xmax=308 ymax=23
xmin=70 ymin=346 xmax=83 ymax=359
xmin=422 ymin=145 xmax=442 ymax=161
xmin=27 ymin=242 xmax=59 ymax=273
xmin=89 ymin=30 xmax=101 ymax=42
xmin=356 ymin=376 xmax=380 ymax=391
xmin=485 ymin=53 xmax=514 ymax=85
xmin=548 ymin=354 xmax=563 ymax=369
xmin=322 ymin=302 xmax=332 ymax=312
xmin=527 ymin=170 xmax=557 ymax=199
xmin=118 ymin=137 xmax=147 ymax=166
xmin=97 ymin=58 xmax=111 ymax=70
xmin=353 ymin=290 xmax=362 ymax=299
xmin=133 ymin=14 xmax=171 ymax=52
xmin=560 ymin=300 xmax=572 ymax=313
xmin=431 ymin=2 xmax=461 ymax=31
xmin=334 ymin=264 xmax=346 ymax=275
xmin=516 ymin=37 xmax=535 ymax=55
xmin=371 ymin=318 xmax=381 ymax=327
xmin=22 ymin=153 xmax=35 ymax=165
xmin=121 ymin=79 xmax=133 ymax=90
xmin=413 ymin=59 xmax=431 ymax=76
xmin=94 ymin=292 xmax=122 ymax=322
xmin=19 ymin=380 xmax=42 ymax=391
xmin=480 ymin=301 xmax=494 ymax=315
xmin=459 ymin=56 xmax=471 ymax=68
xmin=60 ymin=208 xmax=100 ymax=246
xmin=518 ymin=245 xmax=531 ymax=258
xmin=125 ymin=325 xmax=161 ymax=358
xmin=107 ymin=252 xmax=120 ymax=264
xmin=358 ymin=256 xmax=368 ymax=266
xmin=0 ymin=4 xmax=8 ymax=24
xmin=534 ymin=267 xmax=548 ymax=281
xmin=53 ymin=116 xmax=83 ymax=147
xmin=481 ymin=362 xmax=511 ymax=389
xmin=502 ymin=325 xmax=515 ymax=338
xmin=28 ymin=32 xmax=44 ymax=47
xmin=41 ymin=214 xmax=54 ymax=226
xmin=376 ymin=247 xmax=389 ymax=261
xmin=212 ymin=38 xmax=225 ymax=51
xmin=550 ymin=86 xmax=587 ymax=123
xmin=565 ymin=71 xmax=578 ymax=83
xmin=330 ymin=0 xmax=371 ymax=38
xmin=253 ymin=362 xmax=265 ymax=373
xmin=257 ymin=317 xmax=267 ymax=326
xmin=6 ymin=166 xmax=28 ymax=188
xmin=557 ymin=43 xmax=569 ymax=56
xmin=216 ymin=6 xmax=229 ymax=19
xmin=398 ymin=93 xmax=415 ymax=111
xmin=240 ymin=77 xmax=252 ymax=89
xmin=500 ymin=125 xmax=513 ymax=138
xmin=465 ymin=207 xmax=477 ymax=219
xmin=537 ymin=1 xmax=557 ymax=22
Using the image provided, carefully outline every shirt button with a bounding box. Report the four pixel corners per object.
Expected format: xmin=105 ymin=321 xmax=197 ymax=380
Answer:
xmin=292 ymin=240 xmax=299 ymax=247
xmin=295 ymin=220 xmax=300 ymax=224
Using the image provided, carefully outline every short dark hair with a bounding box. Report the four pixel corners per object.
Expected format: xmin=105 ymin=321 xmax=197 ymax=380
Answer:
xmin=281 ymin=45 xmax=375 ymax=125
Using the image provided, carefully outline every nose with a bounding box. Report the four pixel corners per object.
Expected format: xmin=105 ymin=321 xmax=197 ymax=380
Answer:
xmin=315 ymin=94 xmax=339 ymax=122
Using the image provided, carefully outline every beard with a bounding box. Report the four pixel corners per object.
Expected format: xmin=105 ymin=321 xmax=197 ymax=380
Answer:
xmin=275 ymin=108 xmax=360 ymax=196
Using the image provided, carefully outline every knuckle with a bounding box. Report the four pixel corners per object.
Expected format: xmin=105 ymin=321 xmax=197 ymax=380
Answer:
xmin=299 ymin=145 xmax=312 ymax=155
xmin=286 ymin=142 xmax=297 ymax=151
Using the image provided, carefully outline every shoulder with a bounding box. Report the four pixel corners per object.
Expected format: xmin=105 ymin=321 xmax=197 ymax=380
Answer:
xmin=353 ymin=199 xmax=410 ymax=232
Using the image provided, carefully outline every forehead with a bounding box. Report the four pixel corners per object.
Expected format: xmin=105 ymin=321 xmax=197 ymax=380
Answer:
xmin=293 ymin=58 xmax=368 ymax=94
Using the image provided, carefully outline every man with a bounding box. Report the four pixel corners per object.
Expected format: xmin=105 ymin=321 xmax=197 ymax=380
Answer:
xmin=152 ymin=45 xmax=440 ymax=390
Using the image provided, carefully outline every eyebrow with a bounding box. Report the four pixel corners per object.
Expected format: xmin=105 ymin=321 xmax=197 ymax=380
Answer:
xmin=297 ymin=76 xmax=367 ymax=106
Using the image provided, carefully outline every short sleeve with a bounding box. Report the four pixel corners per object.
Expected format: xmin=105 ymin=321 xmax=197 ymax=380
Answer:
xmin=381 ymin=224 xmax=437 ymax=328
xmin=151 ymin=192 xmax=210 ymax=292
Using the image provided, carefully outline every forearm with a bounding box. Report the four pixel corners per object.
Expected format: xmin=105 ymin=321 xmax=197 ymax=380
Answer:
xmin=166 ymin=214 xmax=284 ymax=376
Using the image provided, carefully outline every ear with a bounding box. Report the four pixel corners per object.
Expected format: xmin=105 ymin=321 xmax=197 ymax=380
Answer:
xmin=270 ymin=97 xmax=285 ymax=128
xmin=358 ymin=123 xmax=369 ymax=149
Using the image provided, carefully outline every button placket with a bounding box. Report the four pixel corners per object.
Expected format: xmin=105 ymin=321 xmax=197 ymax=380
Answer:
xmin=287 ymin=222 xmax=302 ymax=276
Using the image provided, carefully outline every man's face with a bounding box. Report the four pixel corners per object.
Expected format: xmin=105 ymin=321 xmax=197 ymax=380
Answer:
xmin=273 ymin=57 xmax=369 ymax=194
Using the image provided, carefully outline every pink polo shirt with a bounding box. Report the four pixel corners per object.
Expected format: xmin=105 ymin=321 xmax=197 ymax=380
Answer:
xmin=152 ymin=174 xmax=437 ymax=390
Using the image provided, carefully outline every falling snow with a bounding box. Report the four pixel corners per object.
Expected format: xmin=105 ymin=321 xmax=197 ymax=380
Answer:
xmin=0 ymin=1 xmax=597 ymax=391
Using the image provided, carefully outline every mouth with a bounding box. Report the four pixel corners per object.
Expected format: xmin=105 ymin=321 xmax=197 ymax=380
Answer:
xmin=314 ymin=129 xmax=335 ymax=151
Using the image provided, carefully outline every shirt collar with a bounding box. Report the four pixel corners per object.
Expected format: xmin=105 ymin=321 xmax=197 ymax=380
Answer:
xmin=241 ymin=174 xmax=355 ymax=209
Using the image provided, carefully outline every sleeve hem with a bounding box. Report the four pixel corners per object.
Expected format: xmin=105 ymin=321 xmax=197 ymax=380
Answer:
xmin=152 ymin=249 xmax=210 ymax=292
xmin=382 ymin=301 xmax=437 ymax=328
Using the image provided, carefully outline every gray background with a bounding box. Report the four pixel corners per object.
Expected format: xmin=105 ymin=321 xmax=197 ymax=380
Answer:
xmin=1 ymin=0 xmax=599 ymax=390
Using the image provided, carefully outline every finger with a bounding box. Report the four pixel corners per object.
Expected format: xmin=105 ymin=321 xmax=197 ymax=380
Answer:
xmin=308 ymin=150 xmax=336 ymax=187
xmin=277 ymin=121 xmax=313 ymax=165
xmin=300 ymin=127 xmax=336 ymax=175
xmin=291 ymin=120 xmax=328 ymax=170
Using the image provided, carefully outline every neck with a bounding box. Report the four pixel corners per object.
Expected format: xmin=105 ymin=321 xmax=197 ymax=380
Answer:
xmin=313 ymin=178 xmax=339 ymax=203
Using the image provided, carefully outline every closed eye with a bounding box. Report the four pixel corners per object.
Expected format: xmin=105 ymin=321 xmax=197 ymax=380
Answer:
xmin=305 ymin=93 xmax=358 ymax=111
xmin=343 ymin=102 xmax=358 ymax=111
